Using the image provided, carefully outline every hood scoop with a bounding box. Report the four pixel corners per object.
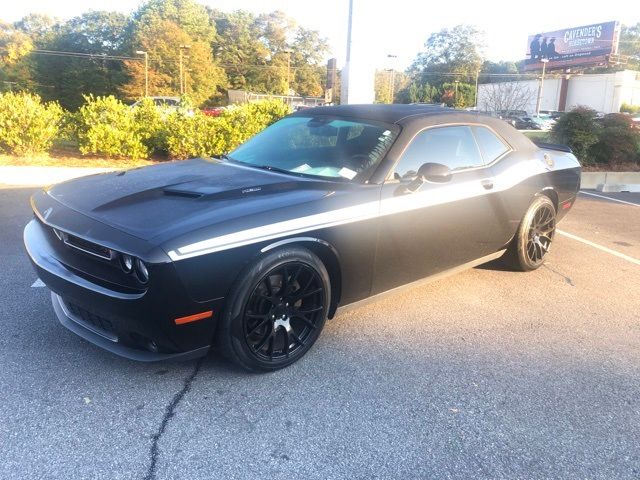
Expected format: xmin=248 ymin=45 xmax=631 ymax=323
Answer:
xmin=162 ymin=188 xmax=204 ymax=199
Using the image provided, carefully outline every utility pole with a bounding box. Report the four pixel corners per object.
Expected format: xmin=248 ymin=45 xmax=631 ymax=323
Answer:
xmin=340 ymin=0 xmax=374 ymax=104
xmin=535 ymin=58 xmax=549 ymax=115
xmin=184 ymin=68 xmax=192 ymax=95
xmin=387 ymin=54 xmax=397 ymax=104
xmin=474 ymin=71 xmax=480 ymax=109
xmin=178 ymin=45 xmax=190 ymax=95
xmin=283 ymin=48 xmax=293 ymax=95
xmin=454 ymin=80 xmax=460 ymax=106
xmin=135 ymin=50 xmax=148 ymax=97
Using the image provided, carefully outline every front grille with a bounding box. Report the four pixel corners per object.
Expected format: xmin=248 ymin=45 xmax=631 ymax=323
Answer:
xmin=61 ymin=231 xmax=115 ymax=261
xmin=63 ymin=300 xmax=118 ymax=341
xmin=37 ymin=218 xmax=146 ymax=293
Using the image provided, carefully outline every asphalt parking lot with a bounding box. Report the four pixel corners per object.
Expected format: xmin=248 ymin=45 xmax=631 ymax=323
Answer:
xmin=1 ymin=186 xmax=639 ymax=479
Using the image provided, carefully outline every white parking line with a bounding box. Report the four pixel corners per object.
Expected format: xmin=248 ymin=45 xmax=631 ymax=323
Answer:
xmin=31 ymin=279 xmax=45 ymax=288
xmin=557 ymin=229 xmax=640 ymax=266
xmin=580 ymin=191 xmax=640 ymax=207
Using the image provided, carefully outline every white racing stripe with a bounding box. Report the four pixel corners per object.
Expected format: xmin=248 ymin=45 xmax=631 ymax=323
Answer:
xmin=579 ymin=190 xmax=640 ymax=207
xmin=557 ymin=229 xmax=640 ymax=266
xmin=168 ymin=160 xmax=547 ymax=261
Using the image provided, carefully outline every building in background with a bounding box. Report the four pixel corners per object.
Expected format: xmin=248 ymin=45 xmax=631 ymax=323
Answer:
xmin=227 ymin=89 xmax=325 ymax=108
xmin=477 ymin=70 xmax=640 ymax=114
xmin=478 ymin=21 xmax=638 ymax=114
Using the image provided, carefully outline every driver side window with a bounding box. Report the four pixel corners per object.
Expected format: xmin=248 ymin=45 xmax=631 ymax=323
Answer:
xmin=394 ymin=125 xmax=484 ymax=179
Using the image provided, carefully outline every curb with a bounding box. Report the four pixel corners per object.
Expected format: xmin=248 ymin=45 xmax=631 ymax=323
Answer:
xmin=581 ymin=171 xmax=640 ymax=189
xmin=596 ymin=183 xmax=640 ymax=193
xmin=0 ymin=166 xmax=116 ymax=187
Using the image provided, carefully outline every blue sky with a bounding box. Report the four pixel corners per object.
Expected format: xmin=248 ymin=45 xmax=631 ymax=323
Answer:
xmin=3 ymin=0 xmax=639 ymax=69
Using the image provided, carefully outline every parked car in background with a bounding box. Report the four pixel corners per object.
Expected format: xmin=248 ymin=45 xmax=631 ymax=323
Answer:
xmin=539 ymin=110 xmax=564 ymax=120
xmin=130 ymin=96 xmax=195 ymax=117
xmin=497 ymin=110 xmax=527 ymax=118
xmin=24 ymin=105 xmax=580 ymax=371
xmin=511 ymin=116 xmax=542 ymax=130
xmin=130 ymin=96 xmax=181 ymax=110
xmin=202 ymin=106 xmax=226 ymax=117
xmin=529 ymin=114 xmax=556 ymax=131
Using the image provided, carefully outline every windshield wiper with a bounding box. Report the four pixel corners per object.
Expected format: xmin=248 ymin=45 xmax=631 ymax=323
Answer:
xmin=253 ymin=164 xmax=297 ymax=176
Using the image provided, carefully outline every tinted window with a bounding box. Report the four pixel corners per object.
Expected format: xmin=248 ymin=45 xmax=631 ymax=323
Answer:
xmin=473 ymin=126 xmax=509 ymax=163
xmin=394 ymin=126 xmax=483 ymax=179
xmin=230 ymin=116 xmax=398 ymax=181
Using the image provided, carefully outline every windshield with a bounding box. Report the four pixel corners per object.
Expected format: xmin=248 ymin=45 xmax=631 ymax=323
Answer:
xmin=228 ymin=116 xmax=399 ymax=181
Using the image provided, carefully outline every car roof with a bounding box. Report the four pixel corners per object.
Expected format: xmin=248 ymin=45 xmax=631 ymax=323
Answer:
xmin=289 ymin=104 xmax=536 ymax=151
xmin=292 ymin=104 xmax=464 ymax=123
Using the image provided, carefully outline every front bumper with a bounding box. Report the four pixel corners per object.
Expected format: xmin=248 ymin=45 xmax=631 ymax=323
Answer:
xmin=24 ymin=218 xmax=222 ymax=362
xmin=52 ymin=292 xmax=209 ymax=361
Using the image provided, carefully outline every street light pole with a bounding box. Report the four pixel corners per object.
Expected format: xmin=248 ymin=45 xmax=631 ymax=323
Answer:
xmin=178 ymin=45 xmax=190 ymax=95
xmin=135 ymin=50 xmax=148 ymax=97
xmin=535 ymin=58 xmax=549 ymax=115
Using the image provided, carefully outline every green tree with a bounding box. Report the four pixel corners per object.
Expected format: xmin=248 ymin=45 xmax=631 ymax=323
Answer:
xmin=209 ymin=9 xmax=270 ymax=90
xmin=480 ymin=60 xmax=520 ymax=83
xmin=440 ymin=82 xmax=475 ymax=107
xmin=133 ymin=0 xmax=216 ymax=42
xmin=289 ymin=27 xmax=328 ymax=96
xmin=409 ymin=25 xmax=485 ymax=84
xmin=374 ymin=70 xmax=393 ymax=103
xmin=211 ymin=10 xmax=328 ymax=96
xmin=396 ymin=80 xmax=438 ymax=104
xmin=619 ymin=23 xmax=640 ymax=70
xmin=30 ymin=11 xmax=130 ymax=109
xmin=123 ymin=0 xmax=225 ymax=105
xmin=0 ymin=21 xmax=35 ymax=91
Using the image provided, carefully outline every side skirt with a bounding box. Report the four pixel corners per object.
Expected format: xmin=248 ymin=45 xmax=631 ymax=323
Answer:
xmin=335 ymin=249 xmax=506 ymax=316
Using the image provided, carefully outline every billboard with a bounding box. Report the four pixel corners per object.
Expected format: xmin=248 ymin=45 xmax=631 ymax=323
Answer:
xmin=524 ymin=21 xmax=620 ymax=71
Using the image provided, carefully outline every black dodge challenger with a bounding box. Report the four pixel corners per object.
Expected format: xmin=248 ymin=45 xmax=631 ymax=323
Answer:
xmin=24 ymin=105 xmax=581 ymax=371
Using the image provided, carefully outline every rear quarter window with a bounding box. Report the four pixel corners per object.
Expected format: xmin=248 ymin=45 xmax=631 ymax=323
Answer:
xmin=472 ymin=126 xmax=510 ymax=163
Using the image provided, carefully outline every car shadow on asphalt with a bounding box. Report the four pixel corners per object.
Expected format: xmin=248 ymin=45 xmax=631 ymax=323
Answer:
xmin=474 ymin=258 xmax=515 ymax=272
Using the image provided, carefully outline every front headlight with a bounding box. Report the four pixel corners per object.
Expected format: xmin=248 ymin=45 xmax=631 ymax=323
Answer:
xmin=135 ymin=258 xmax=149 ymax=283
xmin=121 ymin=254 xmax=134 ymax=273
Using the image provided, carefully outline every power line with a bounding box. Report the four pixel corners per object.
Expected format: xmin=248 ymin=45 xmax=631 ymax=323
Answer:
xmin=31 ymin=49 xmax=141 ymax=61
xmin=14 ymin=48 xmax=319 ymax=70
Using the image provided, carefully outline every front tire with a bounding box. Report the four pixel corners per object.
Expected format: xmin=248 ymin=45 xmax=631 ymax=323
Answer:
xmin=218 ymin=247 xmax=330 ymax=372
xmin=504 ymin=195 xmax=556 ymax=271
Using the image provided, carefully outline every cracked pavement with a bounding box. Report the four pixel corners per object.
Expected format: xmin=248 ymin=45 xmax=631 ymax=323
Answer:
xmin=1 ymin=187 xmax=639 ymax=479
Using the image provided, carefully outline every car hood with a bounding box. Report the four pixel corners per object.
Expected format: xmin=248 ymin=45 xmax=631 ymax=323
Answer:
xmin=46 ymin=158 xmax=340 ymax=242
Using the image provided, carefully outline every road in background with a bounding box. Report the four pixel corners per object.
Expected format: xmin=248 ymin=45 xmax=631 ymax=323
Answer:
xmin=1 ymin=187 xmax=639 ymax=479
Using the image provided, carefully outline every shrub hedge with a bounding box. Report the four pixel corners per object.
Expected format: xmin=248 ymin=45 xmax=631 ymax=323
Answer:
xmin=551 ymin=106 xmax=600 ymax=164
xmin=591 ymin=113 xmax=640 ymax=167
xmin=73 ymin=95 xmax=149 ymax=159
xmin=0 ymin=92 xmax=291 ymax=160
xmin=0 ymin=92 xmax=63 ymax=156
xmin=551 ymin=106 xmax=640 ymax=167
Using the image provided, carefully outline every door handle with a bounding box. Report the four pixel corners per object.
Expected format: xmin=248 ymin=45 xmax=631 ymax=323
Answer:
xmin=481 ymin=179 xmax=494 ymax=190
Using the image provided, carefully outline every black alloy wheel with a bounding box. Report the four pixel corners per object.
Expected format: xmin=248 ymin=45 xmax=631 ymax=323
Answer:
xmin=525 ymin=203 xmax=555 ymax=264
xmin=504 ymin=195 xmax=557 ymax=271
xmin=244 ymin=262 xmax=324 ymax=361
xmin=218 ymin=247 xmax=330 ymax=371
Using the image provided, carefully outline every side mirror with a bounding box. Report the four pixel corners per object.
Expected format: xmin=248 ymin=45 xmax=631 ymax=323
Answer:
xmin=418 ymin=162 xmax=452 ymax=183
xmin=400 ymin=162 xmax=452 ymax=194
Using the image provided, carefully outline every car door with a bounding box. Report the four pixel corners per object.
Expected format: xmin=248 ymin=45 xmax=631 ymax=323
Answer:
xmin=372 ymin=124 xmax=508 ymax=295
